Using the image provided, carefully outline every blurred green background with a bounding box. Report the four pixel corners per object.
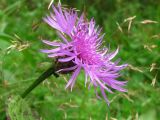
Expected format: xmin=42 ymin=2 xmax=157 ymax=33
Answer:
xmin=0 ymin=0 xmax=160 ymax=120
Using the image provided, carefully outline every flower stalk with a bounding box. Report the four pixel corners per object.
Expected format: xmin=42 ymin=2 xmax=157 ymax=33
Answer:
xmin=21 ymin=65 xmax=59 ymax=98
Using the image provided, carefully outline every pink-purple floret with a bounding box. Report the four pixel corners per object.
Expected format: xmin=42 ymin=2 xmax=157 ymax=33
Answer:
xmin=42 ymin=4 xmax=128 ymax=105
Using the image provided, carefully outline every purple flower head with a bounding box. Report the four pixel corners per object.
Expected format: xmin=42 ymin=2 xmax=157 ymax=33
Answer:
xmin=42 ymin=4 xmax=127 ymax=105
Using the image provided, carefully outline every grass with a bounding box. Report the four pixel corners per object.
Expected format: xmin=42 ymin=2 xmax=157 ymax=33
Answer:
xmin=0 ymin=0 xmax=160 ymax=119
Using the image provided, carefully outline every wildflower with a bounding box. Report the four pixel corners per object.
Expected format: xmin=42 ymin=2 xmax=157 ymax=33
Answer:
xmin=42 ymin=4 xmax=127 ymax=105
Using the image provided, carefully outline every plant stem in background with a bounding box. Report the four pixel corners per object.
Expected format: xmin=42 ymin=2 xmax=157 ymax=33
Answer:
xmin=21 ymin=65 xmax=59 ymax=98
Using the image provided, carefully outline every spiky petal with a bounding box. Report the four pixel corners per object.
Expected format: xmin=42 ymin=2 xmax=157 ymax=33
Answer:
xmin=42 ymin=4 xmax=127 ymax=105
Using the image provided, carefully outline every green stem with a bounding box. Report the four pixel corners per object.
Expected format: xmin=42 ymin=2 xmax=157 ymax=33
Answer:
xmin=21 ymin=65 xmax=59 ymax=98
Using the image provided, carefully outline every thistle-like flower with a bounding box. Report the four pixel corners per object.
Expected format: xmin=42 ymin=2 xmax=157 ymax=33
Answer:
xmin=42 ymin=4 xmax=127 ymax=105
